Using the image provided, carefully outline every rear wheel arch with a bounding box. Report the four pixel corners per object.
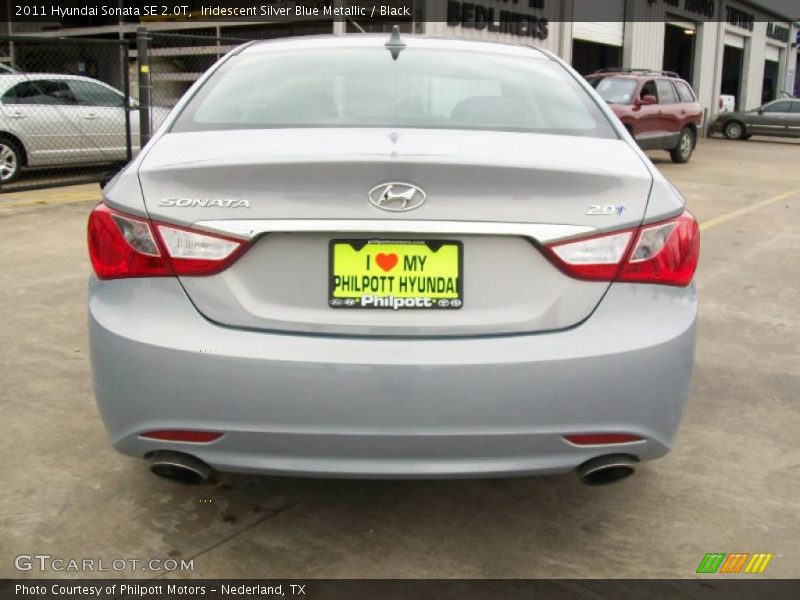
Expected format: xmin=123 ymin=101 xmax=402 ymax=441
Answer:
xmin=0 ymin=132 xmax=26 ymax=183
xmin=0 ymin=131 xmax=27 ymax=166
xmin=669 ymin=126 xmax=695 ymax=163
xmin=724 ymin=120 xmax=746 ymax=140
xmin=685 ymin=123 xmax=698 ymax=146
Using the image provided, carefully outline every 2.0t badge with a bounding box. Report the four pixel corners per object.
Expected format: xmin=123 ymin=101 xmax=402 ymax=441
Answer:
xmin=368 ymin=182 xmax=426 ymax=212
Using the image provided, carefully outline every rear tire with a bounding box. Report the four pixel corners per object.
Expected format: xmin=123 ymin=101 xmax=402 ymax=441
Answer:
xmin=724 ymin=121 xmax=745 ymax=140
xmin=670 ymin=127 xmax=694 ymax=164
xmin=0 ymin=137 xmax=23 ymax=183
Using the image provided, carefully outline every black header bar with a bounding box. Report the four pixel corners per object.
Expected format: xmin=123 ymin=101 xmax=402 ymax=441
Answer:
xmin=1 ymin=1 xmax=799 ymax=24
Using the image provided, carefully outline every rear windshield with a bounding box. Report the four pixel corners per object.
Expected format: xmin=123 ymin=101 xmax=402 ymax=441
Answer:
xmin=172 ymin=47 xmax=617 ymax=139
xmin=589 ymin=76 xmax=637 ymax=105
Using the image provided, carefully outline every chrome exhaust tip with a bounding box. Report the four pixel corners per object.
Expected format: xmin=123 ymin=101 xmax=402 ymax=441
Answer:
xmin=147 ymin=451 xmax=217 ymax=485
xmin=577 ymin=454 xmax=637 ymax=486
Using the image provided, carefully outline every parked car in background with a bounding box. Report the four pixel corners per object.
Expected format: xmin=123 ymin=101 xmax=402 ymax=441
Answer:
xmin=710 ymin=98 xmax=800 ymax=140
xmin=586 ymin=68 xmax=703 ymax=164
xmin=0 ymin=74 xmax=169 ymax=183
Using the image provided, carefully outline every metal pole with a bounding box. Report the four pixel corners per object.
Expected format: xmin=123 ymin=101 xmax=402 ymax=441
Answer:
xmin=136 ymin=27 xmax=152 ymax=147
xmin=333 ymin=0 xmax=345 ymax=35
xmin=121 ymin=41 xmax=133 ymax=162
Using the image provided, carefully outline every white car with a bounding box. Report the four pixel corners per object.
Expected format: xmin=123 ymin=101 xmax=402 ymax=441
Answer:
xmin=0 ymin=73 xmax=167 ymax=183
xmin=718 ymin=94 xmax=735 ymax=114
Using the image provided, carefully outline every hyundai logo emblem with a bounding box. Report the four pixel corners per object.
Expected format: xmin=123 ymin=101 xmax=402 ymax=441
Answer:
xmin=368 ymin=182 xmax=427 ymax=212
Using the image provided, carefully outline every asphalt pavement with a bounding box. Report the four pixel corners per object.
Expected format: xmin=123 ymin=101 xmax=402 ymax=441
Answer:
xmin=1 ymin=137 xmax=798 ymax=579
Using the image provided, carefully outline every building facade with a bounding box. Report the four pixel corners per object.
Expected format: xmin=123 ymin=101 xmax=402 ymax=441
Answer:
xmin=4 ymin=0 xmax=798 ymax=126
xmin=432 ymin=0 xmax=798 ymax=120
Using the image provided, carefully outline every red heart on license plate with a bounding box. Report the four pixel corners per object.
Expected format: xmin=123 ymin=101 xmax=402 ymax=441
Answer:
xmin=375 ymin=253 xmax=398 ymax=272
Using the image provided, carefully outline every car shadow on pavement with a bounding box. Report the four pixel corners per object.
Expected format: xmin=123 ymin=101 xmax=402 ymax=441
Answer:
xmin=125 ymin=466 xmax=654 ymax=578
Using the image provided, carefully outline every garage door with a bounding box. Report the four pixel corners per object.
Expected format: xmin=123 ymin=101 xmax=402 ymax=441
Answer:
xmin=765 ymin=45 xmax=781 ymax=62
xmin=724 ymin=32 xmax=745 ymax=49
xmin=573 ymin=0 xmax=625 ymax=46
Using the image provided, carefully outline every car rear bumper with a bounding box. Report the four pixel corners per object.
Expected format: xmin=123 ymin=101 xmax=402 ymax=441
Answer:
xmin=89 ymin=278 xmax=696 ymax=478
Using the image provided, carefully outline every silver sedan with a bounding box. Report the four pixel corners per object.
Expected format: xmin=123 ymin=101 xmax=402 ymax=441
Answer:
xmin=0 ymin=73 xmax=167 ymax=182
xmin=88 ymin=33 xmax=700 ymax=486
xmin=711 ymin=98 xmax=800 ymax=140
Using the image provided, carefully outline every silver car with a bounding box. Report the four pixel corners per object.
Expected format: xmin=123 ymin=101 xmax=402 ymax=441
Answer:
xmin=88 ymin=34 xmax=700 ymax=486
xmin=711 ymin=98 xmax=800 ymax=140
xmin=0 ymin=73 xmax=167 ymax=182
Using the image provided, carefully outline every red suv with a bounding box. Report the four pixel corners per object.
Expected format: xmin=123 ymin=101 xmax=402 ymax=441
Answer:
xmin=586 ymin=69 xmax=703 ymax=164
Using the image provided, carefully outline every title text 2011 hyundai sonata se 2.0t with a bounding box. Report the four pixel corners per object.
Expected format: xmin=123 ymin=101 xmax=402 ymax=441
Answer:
xmin=87 ymin=33 xmax=700 ymax=487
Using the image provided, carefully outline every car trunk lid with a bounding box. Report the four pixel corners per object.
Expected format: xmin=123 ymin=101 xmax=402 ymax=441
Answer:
xmin=138 ymin=128 xmax=652 ymax=337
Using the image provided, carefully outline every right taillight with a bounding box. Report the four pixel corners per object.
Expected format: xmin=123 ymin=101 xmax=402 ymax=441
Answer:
xmin=544 ymin=210 xmax=699 ymax=287
xmin=618 ymin=211 xmax=699 ymax=286
xmin=88 ymin=203 xmax=247 ymax=280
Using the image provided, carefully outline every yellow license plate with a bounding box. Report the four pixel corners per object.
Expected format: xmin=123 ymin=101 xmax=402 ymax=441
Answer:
xmin=329 ymin=239 xmax=463 ymax=309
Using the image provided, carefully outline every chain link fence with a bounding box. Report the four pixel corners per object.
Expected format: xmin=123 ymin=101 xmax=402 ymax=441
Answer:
xmin=0 ymin=25 xmax=343 ymax=193
xmin=0 ymin=30 xmax=252 ymax=193
xmin=0 ymin=35 xmax=132 ymax=192
xmin=136 ymin=30 xmax=249 ymax=145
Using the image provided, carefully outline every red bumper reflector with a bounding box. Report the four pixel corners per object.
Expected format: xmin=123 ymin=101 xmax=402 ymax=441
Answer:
xmin=141 ymin=430 xmax=223 ymax=443
xmin=564 ymin=433 xmax=643 ymax=445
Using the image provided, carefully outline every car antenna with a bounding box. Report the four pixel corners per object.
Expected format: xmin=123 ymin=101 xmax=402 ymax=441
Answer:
xmin=385 ymin=25 xmax=406 ymax=60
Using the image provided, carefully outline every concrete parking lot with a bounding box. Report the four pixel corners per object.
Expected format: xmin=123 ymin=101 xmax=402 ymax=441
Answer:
xmin=1 ymin=137 xmax=798 ymax=579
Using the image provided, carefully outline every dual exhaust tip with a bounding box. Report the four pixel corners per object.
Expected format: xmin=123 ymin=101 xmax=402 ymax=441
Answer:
xmin=148 ymin=451 xmax=218 ymax=486
xmin=147 ymin=451 xmax=637 ymax=487
xmin=576 ymin=454 xmax=637 ymax=486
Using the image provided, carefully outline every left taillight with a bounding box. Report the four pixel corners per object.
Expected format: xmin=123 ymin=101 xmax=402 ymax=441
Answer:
xmin=544 ymin=210 xmax=700 ymax=287
xmin=87 ymin=203 xmax=245 ymax=280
